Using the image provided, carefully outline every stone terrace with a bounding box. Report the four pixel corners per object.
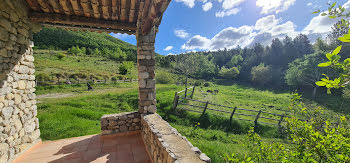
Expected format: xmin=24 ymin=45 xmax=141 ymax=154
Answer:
xmin=13 ymin=132 xmax=151 ymax=163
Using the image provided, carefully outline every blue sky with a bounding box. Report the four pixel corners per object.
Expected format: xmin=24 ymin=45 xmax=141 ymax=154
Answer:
xmin=111 ymin=0 xmax=349 ymax=55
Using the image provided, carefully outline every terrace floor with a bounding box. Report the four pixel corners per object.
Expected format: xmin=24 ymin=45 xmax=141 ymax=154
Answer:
xmin=13 ymin=131 xmax=151 ymax=163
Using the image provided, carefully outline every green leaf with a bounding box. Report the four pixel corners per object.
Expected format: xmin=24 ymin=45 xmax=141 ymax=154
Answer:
xmin=332 ymin=45 xmax=342 ymax=55
xmin=316 ymin=81 xmax=327 ymax=86
xmin=326 ymin=53 xmax=333 ymax=60
xmin=318 ymin=62 xmax=332 ymax=67
xmin=328 ymin=15 xmax=337 ymax=19
xmin=321 ymin=13 xmax=327 ymax=16
xmin=331 ymin=2 xmax=336 ymax=8
xmin=312 ymin=10 xmax=320 ymax=14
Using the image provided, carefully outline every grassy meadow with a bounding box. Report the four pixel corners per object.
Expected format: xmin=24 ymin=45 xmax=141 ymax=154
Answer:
xmin=35 ymin=82 xmax=349 ymax=162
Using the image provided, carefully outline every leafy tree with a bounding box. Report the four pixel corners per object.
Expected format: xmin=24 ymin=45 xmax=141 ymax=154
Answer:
xmin=251 ymin=63 xmax=272 ymax=86
xmin=285 ymin=52 xmax=327 ymax=98
xmin=56 ymin=52 xmax=66 ymax=60
xmin=293 ymin=34 xmax=314 ymax=56
xmin=314 ymin=38 xmax=331 ymax=52
xmin=219 ymin=66 xmax=239 ymax=80
xmin=226 ymin=54 xmax=243 ymax=69
xmin=118 ymin=61 xmax=134 ymax=75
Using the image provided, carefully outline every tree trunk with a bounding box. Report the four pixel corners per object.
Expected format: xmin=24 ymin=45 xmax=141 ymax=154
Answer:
xmin=312 ymin=86 xmax=318 ymax=99
xmin=185 ymin=72 xmax=188 ymax=88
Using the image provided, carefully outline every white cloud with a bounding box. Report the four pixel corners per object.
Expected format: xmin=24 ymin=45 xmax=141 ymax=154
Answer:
xmin=256 ymin=0 xmax=296 ymax=14
xmin=202 ymin=2 xmax=213 ymax=11
xmin=222 ymin=0 xmax=245 ymax=10
xmin=175 ymin=0 xmax=195 ymax=8
xmin=302 ymin=14 xmax=338 ymax=35
xmin=255 ymin=15 xmax=281 ymax=31
xmin=174 ymin=29 xmax=190 ymax=39
xmin=181 ymin=35 xmax=211 ymax=50
xmin=110 ymin=33 xmax=134 ymax=39
xmin=307 ymin=2 xmax=312 ymax=6
xmin=215 ymin=8 xmax=241 ymax=17
xmin=164 ymin=46 xmax=173 ymax=51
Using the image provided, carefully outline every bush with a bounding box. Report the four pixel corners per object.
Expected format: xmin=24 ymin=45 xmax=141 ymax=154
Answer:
xmin=219 ymin=66 xmax=240 ymax=79
xmin=156 ymin=71 xmax=175 ymax=84
xmin=36 ymin=73 xmax=50 ymax=81
xmin=56 ymin=52 xmax=66 ymax=60
xmin=251 ymin=63 xmax=272 ymax=86
xmin=204 ymin=82 xmax=212 ymax=87
xmin=194 ymin=80 xmax=203 ymax=86
xmin=118 ymin=61 xmax=134 ymax=75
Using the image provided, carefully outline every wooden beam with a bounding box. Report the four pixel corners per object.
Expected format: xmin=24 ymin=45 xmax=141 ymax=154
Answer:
xmin=120 ymin=0 xmax=127 ymax=21
xmin=129 ymin=0 xmax=137 ymax=23
xmin=25 ymin=0 xmax=41 ymax=11
xmin=37 ymin=0 xmax=51 ymax=12
xmin=29 ymin=12 xmax=137 ymax=31
xmin=91 ymin=0 xmax=100 ymax=19
xmin=59 ymin=0 xmax=74 ymax=15
xmin=41 ymin=23 xmax=135 ymax=34
xmin=80 ymin=0 xmax=92 ymax=17
xmin=101 ymin=0 xmax=110 ymax=20
xmin=111 ymin=0 xmax=118 ymax=20
xmin=48 ymin=0 xmax=62 ymax=13
xmin=69 ymin=0 xmax=83 ymax=16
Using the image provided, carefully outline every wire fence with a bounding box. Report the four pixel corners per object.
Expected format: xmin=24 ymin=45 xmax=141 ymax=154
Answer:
xmin=172 ymin=86 xmax=286 ymax=128
xmin=36 ymin=79 xmax=138 ymax=86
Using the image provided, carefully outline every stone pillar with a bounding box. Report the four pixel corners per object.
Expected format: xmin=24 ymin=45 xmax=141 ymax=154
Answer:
xmin=0 ymin=1 xmax=41 ymax=162
xmin=136 ymin=27 xmax=157 ymax=114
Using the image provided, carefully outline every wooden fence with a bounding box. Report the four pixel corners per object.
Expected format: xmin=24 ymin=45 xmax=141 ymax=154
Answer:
xmin=172 ymin=86 xmax=286 ymax=128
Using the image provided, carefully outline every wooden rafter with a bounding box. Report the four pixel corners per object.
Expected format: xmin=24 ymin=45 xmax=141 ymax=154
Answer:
xmin=42 ymin=23 xmax=134 ymax=34
xmin=59 ymin=0 xmax=74 ymax=15
xmin=80 ymin=0 xmax=92 ymax=17
xmin=29 ymin=12 xmax=137 ymax=31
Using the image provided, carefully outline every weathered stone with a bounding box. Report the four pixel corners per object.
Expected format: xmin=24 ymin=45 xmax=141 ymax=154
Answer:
xmin=18 ymin=80 xmax=26 ymax=89
xmin=0 ymin=17 xmax=11 ymax=31
xmin=29 ymin=129 xmax=40 ymax=142
xmin=24 ymin=122 xmax=35 ymax=133
xmin=139 ymin=72 xmax=149 ymax=79
xmin=0 ymin=47 xmax=7 ymax=57
xmin=2 ymin=107 xmax=13 ymax=119
xmin=200 ymin=153 xmax=211 ymax=162
xmin=133 ymin=118 xmax=140 ymax=123
xmin=0 ymin=28 xmax=9 ymax=41
xmin=14 ymin=94 xmax=21 ymax=104
xmin=0 ymin=143 xmax=9 ymax=155
xmin=14 ymin=119 xmax=22 ymax=131
xmin=119 ymin=125 xmax=128 ymax=132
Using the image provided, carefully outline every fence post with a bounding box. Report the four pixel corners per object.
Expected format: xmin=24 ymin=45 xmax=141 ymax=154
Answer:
xmin=172 ymin=93 xmax=179 ymax=110
xmin=196 ymin=101 xmax=209 ymax=128
xmin=254 ymin=110 xmax=262 ymax=128
xmin=229 ymin=107 xmax=237 ymax=123
xmin=184 ymin=87 xmax=188 ymax=99
xmin=190 ymin=86 xmax=195 ymax=99
xmin=278 ymin=114 xmax=285 ymax=127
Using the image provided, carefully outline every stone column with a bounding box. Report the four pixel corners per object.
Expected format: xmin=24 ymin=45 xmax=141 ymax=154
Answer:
xmin=136 ymin=27 xmax=157 ymax=114
xmin=0 ymin=1 xmax=41 ymax=162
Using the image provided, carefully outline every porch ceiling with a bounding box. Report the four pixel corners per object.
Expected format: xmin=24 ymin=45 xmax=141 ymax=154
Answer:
xmin=24 ymin=0 xmax=171 ymax=35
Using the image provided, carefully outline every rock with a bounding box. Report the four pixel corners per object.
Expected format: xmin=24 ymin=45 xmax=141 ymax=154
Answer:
xmin=0 ymin=18 xmax=11 ymax=31
xmin=18 ymin=65 xmax=29 ymax=74
xmin=200 ymin=153 xmax=211 ymax=163
xmin=14 ymin=94 xmax=21 ymax=104
xmin=148 ymin=105 xmax=157 ymax=113
xmin=14 ymin=119 xmax=22 ymax=131
xmin=1 ymin=107 xmax=13 ymax=119
xmin=18 ymin=80 xmax=26 ymax=90
xmin=0 ymin=27 xmax=9 ymax=41
xmin=119 ymin=114 xmax=128 ymax=121
xmin=191 ymin=147 xmax=201 ymax=154
xmin=139 ymin=79 xmax=146 ymax=88
xmin=139 ymin=72 xmax=149 ymax=79
xmin=29 ymin=129 xmax=40 ymax=142
xmin=101 ymin=130 xmax=112 ymax=135
xmin=133 ymin=118 xmax=140 ymax=123
xmin=24 ymin=122 xmax=35 ymax=133
xmin=119 ymin=125 xmax=128 ymax=132
xmin=0 ymin=48 xmax=7 ymax=57
xmin=0 ymin=143 xmax=9 ymax=155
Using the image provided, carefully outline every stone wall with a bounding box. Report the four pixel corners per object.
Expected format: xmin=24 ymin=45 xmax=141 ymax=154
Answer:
xmin=0 ymin=1 xmax=41 ymax=162
xmin=141 ymin=114 xmax=211 ymax=163
xmin=136 ymin=28 xmax=157 ymax=114
xmin=100 ymin=112 xmax=141 ymax=135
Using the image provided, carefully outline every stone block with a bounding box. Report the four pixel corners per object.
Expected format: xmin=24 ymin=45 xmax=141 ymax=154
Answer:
xmin=0 ymin=17 xmax=11 ymax=31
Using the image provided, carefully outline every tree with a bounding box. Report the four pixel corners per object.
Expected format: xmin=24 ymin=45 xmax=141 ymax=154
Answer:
xmin=285 ymin=52 xmax=327 ymax=98
xmin=293 ymin=34 xmax=314 ymax=56
xmin=219 ymin=66 xmax=240 ymax=79
xmin=225 ymin=54 xmax=243 ymax=69
xmin=283 ymin=36 xmax=300 ymax=67
xmin=251 ymin=63 xmax=272 ymax=86
xmin=173 ymin=53 xmax=198 ymax=87
xmin=314 ymin=38 xmax=331 ymax=52
xmin=118 ymin=61 xmax=134 ymax=75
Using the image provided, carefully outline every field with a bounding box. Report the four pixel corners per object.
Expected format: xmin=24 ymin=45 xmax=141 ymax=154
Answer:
xmin=36 ymin=82 xmax=349 ymax=162
xmin=34 ymin=49 xmax=137 ymax=81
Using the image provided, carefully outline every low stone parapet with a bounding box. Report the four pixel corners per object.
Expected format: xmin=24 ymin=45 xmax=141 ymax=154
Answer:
xmin=141 ymin=114 xmax=211 ymax=163
xmin=100 ymin=112 xmax=141 ymax=135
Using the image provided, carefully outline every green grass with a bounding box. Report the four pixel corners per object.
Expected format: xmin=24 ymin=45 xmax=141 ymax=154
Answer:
xmin=36 ymin=83 xmax=349 ymax=163
xmin=34 ymin=49 xmax=137 ymax=81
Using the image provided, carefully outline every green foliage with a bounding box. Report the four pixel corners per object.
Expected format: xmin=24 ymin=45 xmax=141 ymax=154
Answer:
xmin=219 ymin=66 xmax=240 ymax=79
xmin=56 ymin=52 xmax=66 ymax=60
xmin=251 ymin=63 xmax=272 ymax=86
xmin=156 ymin=70 xmax=175 ymax=84
xmin=118 ymin=61 xmax=134 ymax=75
xmin=203 ymin=82 xmax=212 ymax=87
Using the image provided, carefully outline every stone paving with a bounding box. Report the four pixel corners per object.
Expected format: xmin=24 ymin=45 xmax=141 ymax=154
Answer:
xmin=13 ymin=131 xmax=151 ymax=163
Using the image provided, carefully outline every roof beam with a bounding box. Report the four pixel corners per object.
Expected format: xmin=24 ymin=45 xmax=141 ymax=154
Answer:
xmin=29 ymin=12 xmax=137 ymax=31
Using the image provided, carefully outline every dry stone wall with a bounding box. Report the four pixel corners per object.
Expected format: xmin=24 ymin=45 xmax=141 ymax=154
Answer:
xmin=100 ymin=112 xmax=141 ymax=135
xmin=141 ymin=114 xmax=211 ymax=163
xmin=0 ymin=1 xmax=41 ymax=162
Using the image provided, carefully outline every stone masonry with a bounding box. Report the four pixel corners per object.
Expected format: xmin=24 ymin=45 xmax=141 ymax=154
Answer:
xmin=0 ymin=1 xmax=41 ymax=162
xmin=100 ymin=112 xmax=141 ymax=135
xmin=136 ymin=27 xmax=157 ymax=114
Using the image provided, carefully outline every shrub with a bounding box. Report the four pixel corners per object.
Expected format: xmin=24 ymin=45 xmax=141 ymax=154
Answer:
xmin=194 ymin=80 xmax=203 ymax=86
xmin=56 ymin=52 xmax=66 ymax=60
xmin=204 ymin=82 xmax=211 ymax=87
xmin=219 ymin=66 xmax=240 ymax=79
xmin=36 ymin=73 xmax=50 ymax=81
xmin=156 ymin=71 xmax=175 ymax=84
xmin=251 ymin=63 xmax=272 ymax=86
xmin=118 ymin=61 xmax=134 ymax=75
